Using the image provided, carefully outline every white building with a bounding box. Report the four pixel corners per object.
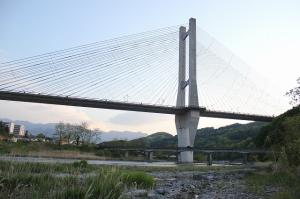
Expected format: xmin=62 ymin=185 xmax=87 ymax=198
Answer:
xmin=3 ymin=122 xmax=25 ymax=137
xmin=3 ymin=122 xmax=14 ymax=134
xmin=13 ymin=124 xmax=25 ymax=137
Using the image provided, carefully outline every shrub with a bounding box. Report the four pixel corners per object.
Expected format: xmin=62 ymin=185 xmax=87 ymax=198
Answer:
xmin=72 ymin=160 xmax=88 ymax=169
xmin=94 ymin=150 xmax=105 ymax=157
xmin=122 ymin=171 xmax=154 ymax=189
xmin=86 ymin=168 xmax=124 ymax=199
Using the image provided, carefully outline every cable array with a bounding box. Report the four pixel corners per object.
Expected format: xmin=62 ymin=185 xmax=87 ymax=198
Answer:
xmin=0 ymin=26 xmax=180 ymax=106
xmin=196 ymin=28 xmax=289 ymax=116
xmin=0 ymin=25 xmax=288 ymax=116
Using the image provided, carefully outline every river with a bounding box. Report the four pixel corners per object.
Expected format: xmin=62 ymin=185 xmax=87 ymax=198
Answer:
xmin=0 ymin=155 xmax=241 ymax=167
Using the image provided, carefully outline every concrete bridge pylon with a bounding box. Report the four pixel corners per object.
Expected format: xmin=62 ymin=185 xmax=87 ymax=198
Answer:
xmin=176 ymin=18 xmax=200 ymax=163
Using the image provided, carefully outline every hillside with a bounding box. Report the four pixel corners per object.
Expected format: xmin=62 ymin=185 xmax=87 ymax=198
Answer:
xmin=99 ymin=122 xmax=267 ymax=149
xmin=255 ymin=105 xmax=300 ymax=166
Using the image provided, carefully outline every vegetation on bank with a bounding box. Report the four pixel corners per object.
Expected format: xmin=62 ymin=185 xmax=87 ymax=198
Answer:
xmin=100 ymin=122 xmax=266 ymax=149
xmin=0 ymin=160 xmax=154 ymax=199
xmin=255 ymin=105 xmax=300 ymax=166
xmin=246 ymin=78 xmax=300 ymax=199
xmin=247 ymin=170 xmax=300 ymax=199
xmin=0 ymin=121 xmax=269 ymax=162
xmin=99 ymin=122 xmax=267 ymax=161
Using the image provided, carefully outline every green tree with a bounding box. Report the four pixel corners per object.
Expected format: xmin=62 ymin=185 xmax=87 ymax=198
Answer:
xmin=256 ymin=105 xmax=300 ymax=166
xmin=0 ymin=121 xmax=9 ymax=136
xmin=286 ymin=77 xmax=300 ymax=105
xmin=36 ymin=133 xmax=45 ymax=139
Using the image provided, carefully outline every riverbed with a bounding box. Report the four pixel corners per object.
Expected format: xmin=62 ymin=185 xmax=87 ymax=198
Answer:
xmin=124 ymin=169 xmax=278 ymax=199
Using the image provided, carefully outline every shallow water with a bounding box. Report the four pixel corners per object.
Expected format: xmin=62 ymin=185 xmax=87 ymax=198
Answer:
xmin=0 ymin=156 xmax=240 ymax=167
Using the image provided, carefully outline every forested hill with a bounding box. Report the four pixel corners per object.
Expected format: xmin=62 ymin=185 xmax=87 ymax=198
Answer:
xmin=254 ymin=105 xmax=300 ymax=166
xmin=99 ymin=122 xmax=267 ymax=149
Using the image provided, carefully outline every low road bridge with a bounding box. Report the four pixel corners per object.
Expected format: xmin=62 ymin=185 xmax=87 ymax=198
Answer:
xmin=99 ymin=147 xmax=271 ymax=165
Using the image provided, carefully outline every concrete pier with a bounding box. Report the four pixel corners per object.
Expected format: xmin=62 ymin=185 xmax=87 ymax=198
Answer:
xmin=207 ymin=152 xmax=213 ymax=166
xmin=146 ymin=151 xmax=153 ymax=162
xmin=125 ymin=151 xmax=129 ymax=158
xmin=176 ymin=18 xmax=199 ymax=163
xmin=242 ymin=153 xmax=249 ymax=164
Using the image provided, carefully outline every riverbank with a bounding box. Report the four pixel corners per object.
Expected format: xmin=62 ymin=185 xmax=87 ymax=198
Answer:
xmin=0 ymin=141 xmax=149 ymax=161
xmin=0 ymin=158 xmax=284 ymax=199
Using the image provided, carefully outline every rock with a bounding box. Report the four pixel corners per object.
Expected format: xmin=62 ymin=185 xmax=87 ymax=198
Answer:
xmin=155 ymin=188 xmax=166 ymax=195
xmin=206 ymin=174 xmax=214 ymax=180
xmin=189 ymin=184 xmax=196 ymax=189
xmin=165 ymin=182 xmax=173 ymax=187
xmin=132 ymin=189 xmax=148 ymax=197
xmin=147 ymin=190 xmax=157 ymax=198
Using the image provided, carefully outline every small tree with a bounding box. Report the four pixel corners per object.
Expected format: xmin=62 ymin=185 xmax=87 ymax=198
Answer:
xmin=73 ymin=124 xmax=82 ymax=146
xmin=286 ymin=77 xmax=300 ymax=106
xmin=80 ymin=122 xmax=92 ymax=145
xmin=93 ymin=128 xmax=102 ymax=144
xmin=54 ymin=122 xmax=65 ymax=146
xmin=36 ymin=133 xmax=45 ymax=139
xmin=0 ymin=121 xmax=9 ymax=136
xmin=24 ymin=131 xmax=30 ymax=138
xmin=36 ymin=133 xmax=46 ymax=142
xmin=64 ymin=123 xmax=73 ymax=144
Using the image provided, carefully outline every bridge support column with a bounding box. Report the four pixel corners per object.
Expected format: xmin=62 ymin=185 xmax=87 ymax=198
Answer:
xmin=125 ymin=151 xmax=129 ymax=158
xmin=243 ymin=153 xmax=249 ymax=164
xmin=146 ymin=151 xmax=153 ymax=162
xmin=176 ymin=18 xmax=199 ymax=163
xmin=176 ymin=111 xmax=199 ymax=163
xmin=207 ymin=152 xmax=213 ymax=166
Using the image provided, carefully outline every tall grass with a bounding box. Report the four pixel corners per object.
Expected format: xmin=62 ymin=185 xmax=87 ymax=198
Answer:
xmin=122 ymin=171 xmax=155 ymax=189
xmin=246 ymin=170 xmax=300 ymax=199
xmin=0 ymin=160 xmax=154 ymax=199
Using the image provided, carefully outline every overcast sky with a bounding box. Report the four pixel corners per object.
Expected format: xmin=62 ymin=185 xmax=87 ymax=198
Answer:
xmin=0 ymin=0 xmax=299 ymax=134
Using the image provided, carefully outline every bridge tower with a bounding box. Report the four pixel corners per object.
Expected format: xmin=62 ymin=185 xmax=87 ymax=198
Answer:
xmin=175 ymin=18 xmax=200 ymax=163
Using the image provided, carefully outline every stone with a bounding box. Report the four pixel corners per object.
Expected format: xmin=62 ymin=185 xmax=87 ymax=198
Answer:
xmin=155 ymin=188 xmax=166 ymax=195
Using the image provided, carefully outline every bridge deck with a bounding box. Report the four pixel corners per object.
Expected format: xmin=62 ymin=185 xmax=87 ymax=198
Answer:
xmin=0 ymin=91 xmax=274 ymax=122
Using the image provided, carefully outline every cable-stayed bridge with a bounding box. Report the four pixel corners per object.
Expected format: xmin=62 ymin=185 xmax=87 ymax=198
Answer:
xmin=0 ymin=18 xmax=287 ymax=162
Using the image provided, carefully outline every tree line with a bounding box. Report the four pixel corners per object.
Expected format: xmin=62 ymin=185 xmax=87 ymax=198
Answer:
xmin=0 ymin=121 xmax=9 ymax=136
xmin=54 ymin=122 xmax=101 ymax=146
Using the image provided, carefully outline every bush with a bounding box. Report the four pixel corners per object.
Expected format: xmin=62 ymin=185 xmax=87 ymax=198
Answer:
xmin=72 ymin=160 xmax=88 ymax=169
xmin=94 ymin=150 xmax=105 ymax=157
xmin=122 ymin=171 xmax=154 ymax=189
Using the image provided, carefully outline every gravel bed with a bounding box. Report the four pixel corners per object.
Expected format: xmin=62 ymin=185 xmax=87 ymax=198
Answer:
xmin=123 ymin=169 xmax=278 ymax=199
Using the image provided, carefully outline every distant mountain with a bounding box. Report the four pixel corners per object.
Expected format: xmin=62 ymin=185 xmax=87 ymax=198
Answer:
xmin=99 ymin=122 xmax=267 ymax=149
xmin=100 ymin=131 xmax=147 ymax=142
xmin=0 ymin=118 xmax=56 ymax=136
xmin=194 ymin=122 xmax=267 ymax=148
xmin=0 ymin=118 xmax=147 ymax=141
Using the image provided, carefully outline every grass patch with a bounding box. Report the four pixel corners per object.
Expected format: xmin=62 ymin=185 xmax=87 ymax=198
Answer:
xmin=0 ymin=160 xmax=95 ymax=174
xmin=246 ymin=170 xmax=300 ymax=199
xmin=122 ymin=171 xmax=155 ymax=189
xmin=0 ymin=160 xmax=154 ymax=199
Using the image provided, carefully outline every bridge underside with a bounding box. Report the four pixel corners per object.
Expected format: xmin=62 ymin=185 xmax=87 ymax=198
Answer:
xmin=0 ymin=91 xmax=274 ymax=122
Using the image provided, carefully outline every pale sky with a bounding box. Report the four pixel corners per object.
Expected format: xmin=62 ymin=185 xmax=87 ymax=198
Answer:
xmin=0 ymin=0 xmax=299 ymax=134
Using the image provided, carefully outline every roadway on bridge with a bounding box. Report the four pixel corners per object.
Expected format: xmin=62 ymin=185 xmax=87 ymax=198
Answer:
xmin=0 ymin=91 xmax=274 ymax=122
